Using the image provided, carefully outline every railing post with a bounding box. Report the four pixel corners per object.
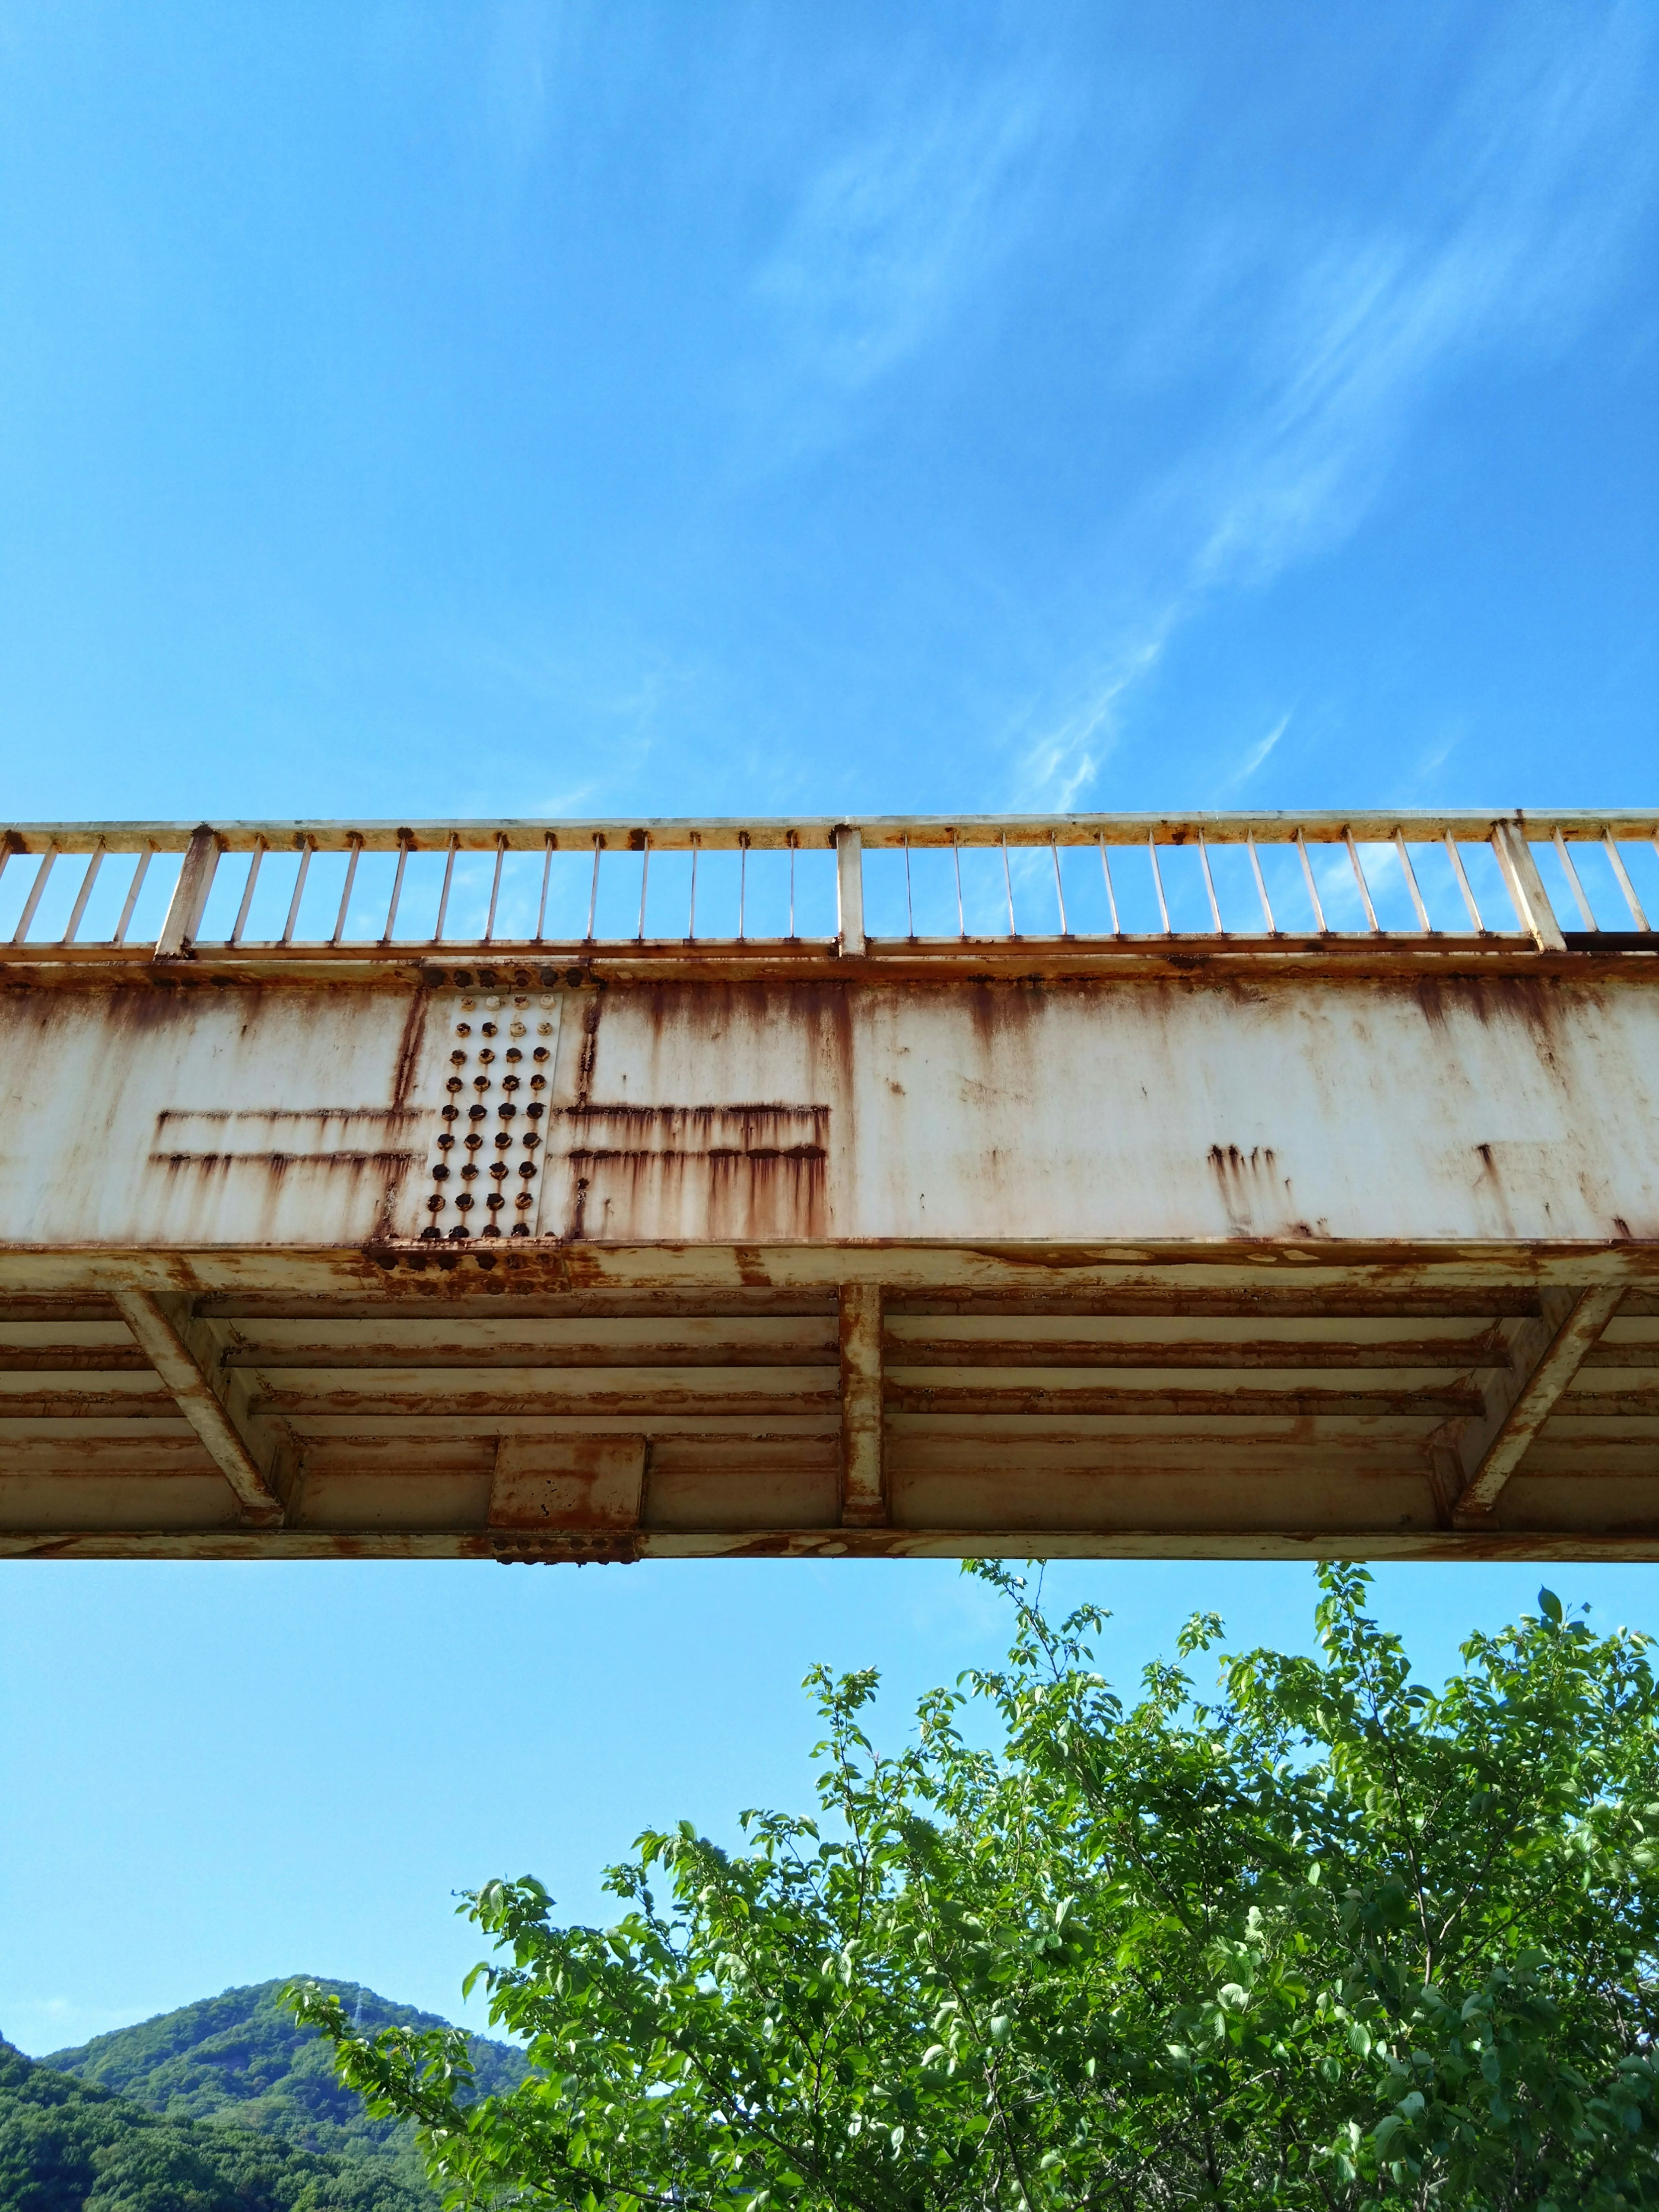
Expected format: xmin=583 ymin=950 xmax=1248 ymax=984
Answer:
xmin=1491 ymin=821 xmax=1565 ymax=952
xmin=156 ymin=824 xmax=222 ymax=957
xmin=835 ymin=826 xmax=865 ymax=956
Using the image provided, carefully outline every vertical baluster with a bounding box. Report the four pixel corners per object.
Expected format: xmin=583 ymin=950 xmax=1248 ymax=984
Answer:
xmin=903 ymin=837 xmax=914 ymax=939
xmin=114 ymin=846 xmax=153 ymax=945
xmin=1097 ymin=837 xmax=1121 ymax=936
xmin=1394 ymin=834 xmax=1431 ymax=933
xmin=738 ymin=833 xmax=748 ymax=941
xmin=484 ymin=835 xmax=507 ymax=943
xmin=1344 ymin=831 xmax=1380 ymax=933
xmin=1443 ymin=835 xmax=1484 ymax=932
xmin=1001 ymin=834 xmax=1016 ymax=936
xmin=332 ymin=833 xmax=363 ymax=945
xmin=1603 ymin=832 xmax=1650 ymax=931
xmin=1553 ymin=831 xmax=1597 ymax=929
xmin=1148 ymin=837 xmax=1171 ymax=935
xmin=1051 ymin=836 xmax=1070 ymax=935
xmin=688 ymin=837 xmax=699 ymax=941
xmin=282 ymin=838 xmax=314 ymax=945
xmin=585 ymin=839 xmax=602 ymax=941
xmin=62 ymin=844 xmax=105 ymax=944
xmin=1248 ymin=835 xmax=1275 ymax=934
xmin=432 ymin=834 xmax=457 ymax=944
xmin=953 ymin=836 xmax=965 ymax=938
xmin=1295 ymin=831 xmax=1327 ymax=933
xmin=534 ymin=834 xmax=554 ymax=944
xmin=232 ymin=838 xmax=266 ymax=944
xmin=382 ymin=835 xmax=410 ymax=944
xmin=12 ymin=844 xmax=56 ymax=944
xmin=636 ymin=838 xmax=650 ymax=942
xmin=1197 ymin=833 xmax=1223 ymax=934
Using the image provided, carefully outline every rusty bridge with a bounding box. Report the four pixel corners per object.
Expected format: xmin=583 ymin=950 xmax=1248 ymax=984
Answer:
xmin=3 ymin=808 xmax=1658 ymax=1562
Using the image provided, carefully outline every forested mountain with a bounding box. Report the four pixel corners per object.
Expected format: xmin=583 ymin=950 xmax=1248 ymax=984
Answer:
xmin=4 ymin=1979 xmax=528 ymax=2211
xmin=0 ymin=2037 xmax=429 ymax=2212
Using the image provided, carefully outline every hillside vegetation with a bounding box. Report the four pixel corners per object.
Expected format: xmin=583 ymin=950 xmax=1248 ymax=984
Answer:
xmin=5 ymin=1979 xmax=527 ymax=2211
xmin=0 ymin=2038 xmax=428 ymax=2212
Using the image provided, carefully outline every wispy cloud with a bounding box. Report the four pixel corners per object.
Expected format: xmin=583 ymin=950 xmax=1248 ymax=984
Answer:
xmin=1196 ymin=13 xmax=1656 ymax=588
xmin=1017 ymin=4 xmax=1659 ymax=783
xmin=1225 ymin=714 xmax=1291 ymax=792
xmin=753 ymin=68 xmax=1055 ymax=420
xmin=1008 ymin=607 xmax=1179 ymax=809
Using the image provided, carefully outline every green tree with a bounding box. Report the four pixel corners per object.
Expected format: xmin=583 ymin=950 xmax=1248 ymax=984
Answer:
xmin=291 ymin=1566 xmax=1659 ymax=2210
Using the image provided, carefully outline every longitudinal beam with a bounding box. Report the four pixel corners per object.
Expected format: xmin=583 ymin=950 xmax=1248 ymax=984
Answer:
xmin=113 ymin=1288 xmax=287 ymax=1527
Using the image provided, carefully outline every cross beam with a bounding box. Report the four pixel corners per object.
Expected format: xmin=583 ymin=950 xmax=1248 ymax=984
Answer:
xmin=114 ymin=1288 xmax=288 ymax=1528
xmin=1449 ymin=1287 xmax=1623 ymax=1525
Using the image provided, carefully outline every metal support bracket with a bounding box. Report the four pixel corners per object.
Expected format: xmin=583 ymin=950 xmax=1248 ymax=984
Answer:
xmin=114 ymin=1287 xmax=288 ymax=1526
xmin=835 ymin=827 xmax=865 ymax=957
xmin=1449 ymin=1285 xmax=1621 ymax=1524
xmin=839 ymin=1282 xmax=885 ymax=1524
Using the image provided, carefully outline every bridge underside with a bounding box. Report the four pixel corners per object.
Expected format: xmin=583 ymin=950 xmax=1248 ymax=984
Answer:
xmin=3 ymin=1246 xmax=1657 ymax=1561
xmin=3 ymin=931 xmax=1658 ymax=1560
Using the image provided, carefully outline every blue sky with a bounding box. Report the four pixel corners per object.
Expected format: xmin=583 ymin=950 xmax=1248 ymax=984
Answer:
xmin=2 ymin=0 xmax=1657 ymax=2053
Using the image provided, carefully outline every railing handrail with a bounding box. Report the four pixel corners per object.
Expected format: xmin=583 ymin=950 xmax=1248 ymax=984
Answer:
xmin=5 ymin=810 xmax=1658 ymax=956
xmin=3 ymin=807 xmax=1658 ymax=855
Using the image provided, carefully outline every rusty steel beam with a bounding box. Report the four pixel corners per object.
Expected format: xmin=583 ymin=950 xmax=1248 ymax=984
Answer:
xmin=1450 ymin=1287 xmax=1624 ymax=1525
xmin=112 ymin=1288 xmax=287 ymax=1527
xmin=2 ymin=848 xmax=1656 ymax=1560
xmin=839 ymin=1284 xmax=886 ymax=1526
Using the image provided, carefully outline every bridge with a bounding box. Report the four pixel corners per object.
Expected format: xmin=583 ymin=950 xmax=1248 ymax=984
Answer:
xmin=2 ymin=808 xmax=1656 ymax=1562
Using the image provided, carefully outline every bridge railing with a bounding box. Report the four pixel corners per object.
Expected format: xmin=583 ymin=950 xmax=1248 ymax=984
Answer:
xmin=1 ymin=812 xmax=1655 ymax=955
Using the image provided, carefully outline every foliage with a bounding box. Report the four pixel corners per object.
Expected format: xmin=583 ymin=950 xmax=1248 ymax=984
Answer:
xmin=40 ymin=1980 xmax=525 ymax=2206
xmin=0 ymin=2036 xmax=429 ymax=2212
xmin=292 ymin=1566 xmax=1659 ymax=2210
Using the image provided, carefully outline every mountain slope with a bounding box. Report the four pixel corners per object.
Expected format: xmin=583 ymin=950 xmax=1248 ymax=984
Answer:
xmin=37 ymin=1980 xmax=528 ymax=2203
xmin=0 ymin=2038 xmax=430 ymax=2212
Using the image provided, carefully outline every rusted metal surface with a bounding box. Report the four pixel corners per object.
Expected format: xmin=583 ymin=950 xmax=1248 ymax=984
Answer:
xmin=2 ymin=810 xmax=1657 ymax=1561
